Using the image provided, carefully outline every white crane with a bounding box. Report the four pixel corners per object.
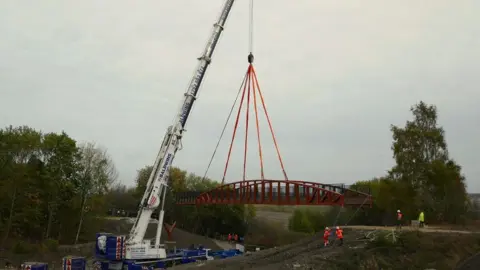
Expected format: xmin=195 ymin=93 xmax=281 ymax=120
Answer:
xmin=124 ymin=0 xmax=236 ymax=260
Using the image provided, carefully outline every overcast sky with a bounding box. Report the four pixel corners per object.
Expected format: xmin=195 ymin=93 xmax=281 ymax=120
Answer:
xmin=1 ymin=1 xmax=479 ymax=192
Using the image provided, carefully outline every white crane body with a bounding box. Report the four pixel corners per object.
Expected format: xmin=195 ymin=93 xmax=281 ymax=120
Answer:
xmin=123 ymin=0 xmax=235 ymax=260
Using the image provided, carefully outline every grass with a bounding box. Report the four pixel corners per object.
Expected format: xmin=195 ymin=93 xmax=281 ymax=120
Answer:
xmin=254 ymin=204 xmax=331 ymax=213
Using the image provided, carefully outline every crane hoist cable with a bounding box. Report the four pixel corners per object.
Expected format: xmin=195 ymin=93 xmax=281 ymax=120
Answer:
xmin=249 ymin=0 xmax=254 ymax=54
xmin=201 ymin=0 xmax=255 ymax=182
xmin=202 ymin=0 xmax=289 ymax=184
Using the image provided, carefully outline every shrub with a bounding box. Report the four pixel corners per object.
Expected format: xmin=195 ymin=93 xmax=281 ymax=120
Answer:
xmin=43 ymin=238 xmax=59 ymax=251
xmin=288 ymin=206 xmax=354 ymax=233
xmin=246 ymin=219 xmax=306 ymax=247
xmin=12 ymin=240 xmax=33 ymax=254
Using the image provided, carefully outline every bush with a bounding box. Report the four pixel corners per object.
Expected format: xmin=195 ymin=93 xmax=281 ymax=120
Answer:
xmin=366 ymin=230 xmax=400 ymax=250
xmin=288 ymin=209 xmax=315 ymax=233
xmin=43 ymin=238 xmax=59 ymax=251
xmin=288 ymin=206 xmax=355 ymax=233
xmin=246 ymin=219 xmax=306 ymax=247
xmin=12 ymin=240 xmax=33 ymax=254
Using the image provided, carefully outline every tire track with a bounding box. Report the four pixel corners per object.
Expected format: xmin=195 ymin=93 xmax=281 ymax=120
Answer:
xmin=456 ymin=252 xmax=480 ymax=270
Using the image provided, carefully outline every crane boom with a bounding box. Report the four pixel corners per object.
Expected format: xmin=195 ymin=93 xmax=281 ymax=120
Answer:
xmin=125 ymin=0 xmax=235 ymax=260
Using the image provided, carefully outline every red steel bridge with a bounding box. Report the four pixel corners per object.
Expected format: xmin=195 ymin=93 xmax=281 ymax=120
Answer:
xmin=175 ymin=61 xmax=373 ymax=208
xmin=176 ymin=180 xmax=372 ymax=207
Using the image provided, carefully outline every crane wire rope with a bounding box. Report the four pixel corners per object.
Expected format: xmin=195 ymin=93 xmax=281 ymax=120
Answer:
xmin=201 ymin=71 xmax=249 ymax=182
xmin=201 ymin=0 xmax=255 ymax=183
xmin=203 ymin=0 xmax=288 ymax=184
xmin=249 ymin=0 xmax=254 ymax=54
xmin=327 ymin=195 xmax=370 ymax=247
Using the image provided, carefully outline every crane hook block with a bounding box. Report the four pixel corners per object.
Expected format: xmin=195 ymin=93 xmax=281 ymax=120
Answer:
xmin=248 ymin=53 xmax=254 ymax=63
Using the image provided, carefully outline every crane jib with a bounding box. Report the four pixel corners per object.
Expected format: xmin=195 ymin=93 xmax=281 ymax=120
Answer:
xmin=179 ymin=62 xmax=207 ymax=125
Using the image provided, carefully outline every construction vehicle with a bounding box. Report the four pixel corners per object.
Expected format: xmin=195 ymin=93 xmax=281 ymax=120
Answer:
xmin=94 ymin=0 xmax=239 ymax=269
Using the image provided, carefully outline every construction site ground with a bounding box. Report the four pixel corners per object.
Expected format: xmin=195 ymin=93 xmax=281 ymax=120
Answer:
xmin=176 ymin=227 xmax=480 ymax=270
xmin=2 ymin=217 xmax=480 ymax=269
xmin=0 ymin=218 xmax=225 ymax=268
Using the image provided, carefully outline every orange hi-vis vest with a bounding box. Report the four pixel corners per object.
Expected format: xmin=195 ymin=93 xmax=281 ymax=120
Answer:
xmin=323 ymin=230 xmax=330 ymax=239
xmin=234 ymin=234 xmax=238 ymax=241
xmin=228 ymin=234 xmax=232 ymax=241
xmin=336 ymin=229 xmax=343 ymax=239
xmin=397 ymin=212 xmax=403 ymax=220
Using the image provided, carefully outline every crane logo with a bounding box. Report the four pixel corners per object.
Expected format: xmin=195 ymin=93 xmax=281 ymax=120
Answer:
xmin=149 ymin=195 xmax=157 ymax=206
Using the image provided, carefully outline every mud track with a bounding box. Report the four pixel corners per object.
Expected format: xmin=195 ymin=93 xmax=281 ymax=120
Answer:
xmin=457 ymin=252 xmax=480 ymax=270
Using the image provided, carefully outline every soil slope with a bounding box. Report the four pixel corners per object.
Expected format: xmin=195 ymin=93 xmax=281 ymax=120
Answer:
xmin=176 ymin=228 xmax=480 ymax=270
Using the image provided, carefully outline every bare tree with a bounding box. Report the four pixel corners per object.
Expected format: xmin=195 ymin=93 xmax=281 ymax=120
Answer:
xmin=75 ymin=142 xmax=118 ymax=244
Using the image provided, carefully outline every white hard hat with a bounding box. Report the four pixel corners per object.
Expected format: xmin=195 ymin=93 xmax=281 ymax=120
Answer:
xmin=325 ymin=227 xmax=329 ymax=230
xmin=336 ymin=226 xmax=340 ymax=229
xmin=397 ymin=210 xmax=400 ymax=212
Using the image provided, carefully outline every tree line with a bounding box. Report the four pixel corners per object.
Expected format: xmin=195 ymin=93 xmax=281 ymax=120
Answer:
xmin=288 ymin=101 xmax=478 ymax=233
xmin=107 ymin=165 xmax=256 ymax=238
xmin=2 ymin=100 xmax=477 ymax=247
xmin=0 ymin=125 xmax=255 ymax=249
xmin=0 ymin=126 xmax=117 ymax=247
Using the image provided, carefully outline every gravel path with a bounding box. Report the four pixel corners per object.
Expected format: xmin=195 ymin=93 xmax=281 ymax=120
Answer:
xmin=345 ymin=225 xmax=480 ymax=234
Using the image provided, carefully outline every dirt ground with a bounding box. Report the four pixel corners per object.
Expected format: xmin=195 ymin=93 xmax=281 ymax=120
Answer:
xmin=175 ymin=228 xmax=480 ymax=270
xmin=3 ymin=219 xmax=480 ymax=270
xmin=175 ymin=229 xmax=369 ymax=270
xmin=457 ymin=252 xmax=480 ymax=270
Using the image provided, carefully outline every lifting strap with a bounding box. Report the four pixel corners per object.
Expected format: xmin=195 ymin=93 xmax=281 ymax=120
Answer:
xmin=221 ymin=63 xmax=288 ymax=184
xmin=202 ymin=0 xmax=288 ymax=184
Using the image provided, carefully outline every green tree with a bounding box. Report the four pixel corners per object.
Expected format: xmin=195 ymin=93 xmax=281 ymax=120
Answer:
xmin=106 ymin=184 xmax=138 ymax=214
xmin=390 ymin=101 xmax=448 ymax=188
xmin=0 ymin=126 xmax=115 ymax=245
xmin=389 ymin=101 xmax=467 ymax=223
xmin=129 ymin=165 xmax=255 ymax=237
xmin=134 ymin=165 xmax=153 ymax=200
xmin=346 ymin=101 xmax=469 ymax=226
xmin=288 ymin=208 xmax=314 ymax=233
xmin=39 ymin=132 xmax=80 ymax=239
xmin=0 ymin=126 xmax=43 ymax=243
